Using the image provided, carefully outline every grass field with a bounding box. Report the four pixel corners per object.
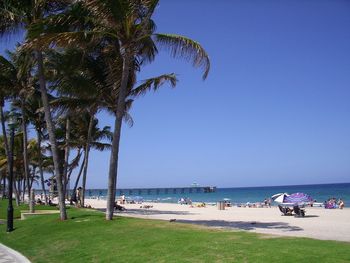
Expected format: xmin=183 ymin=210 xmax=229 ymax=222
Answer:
xmin=0 ymin=200 xmax=349 ymax=263
xmin=0 ymin=198 xmax=59 ymax=219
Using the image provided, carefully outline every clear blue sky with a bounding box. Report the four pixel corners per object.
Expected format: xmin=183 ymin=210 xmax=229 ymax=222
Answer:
xmin=1 ymin=1 xmax=350 ymax=189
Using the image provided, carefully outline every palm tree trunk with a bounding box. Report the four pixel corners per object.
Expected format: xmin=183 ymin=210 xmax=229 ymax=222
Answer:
xmin=81 ymin=114 xmax=94 ymax=207
xmin=63 ymin=117 xmax=71 ymax=199
xmin=106 ymin=54 xmax=131 ymax=220
xmin=21 ymin=100 xmax=31 ymax=200
xmin=13 ymin=177 xmax=20 ymax=206
xmin=22 ymin=178 xmax=26 ymax=202
xmin=1 ymin=171 xmax=5 ymax=197
xmin=70 ymin=154 xmax=86 ymax=204
xmin=36 ymin=50 xmax=67 ymax=220
xmin=0 ymin=103 xmax=12 ymax=198
xmin=36 ymin=129 xmax=48 ymax=204
xmin=30 ymin=167 xmax=36 ymax=191
xmin=66 ymin=148 xmax=81 ymax=199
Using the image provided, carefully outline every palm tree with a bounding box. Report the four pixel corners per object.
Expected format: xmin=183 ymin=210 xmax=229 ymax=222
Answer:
xmin=0 ymin=73 xmax=13 ymax=197
xmin=25 ymin=92 xmax=50 ymax=204
xmin=0 ymin=128 xmax=26 ymax=204
xmin=29 ymin=0 xmax=210 ymax=220
xmin=1 ymin=50 xmax=37 ymax=201
xmin=68 ymin=113 xmax=113 ymax=206
xmin=84 ymin=0 xmax=210 ymax=220
xmin=0 ymin=0 xmax=70 ymax=220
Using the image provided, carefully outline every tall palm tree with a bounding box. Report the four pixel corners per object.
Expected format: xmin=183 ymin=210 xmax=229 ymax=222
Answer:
xmin=25 ymin=91 xmax=50 ymax=204
xmin=0 ymin=0 xmax=70 ymax=220
xmin=0 ymin=70 xmax=13 ymax=196
xmin=0 ymin=53 xmax=33 ymax=200
xmin=3 ymin=50 xmax=37 ymax=200
xmin=83 ymin=0 xmax=210 ymax=220
xmin=29 ymin=0 xmax=210 ymax=220
xmin=69 ymin=113 xmax=113 ymax=206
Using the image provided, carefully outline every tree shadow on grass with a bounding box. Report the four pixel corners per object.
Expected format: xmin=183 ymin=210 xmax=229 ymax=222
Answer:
xmin=70 ymin=212 xmax=103 ymax=220
xmin=174 ymin=219 xmax=304 ymax=232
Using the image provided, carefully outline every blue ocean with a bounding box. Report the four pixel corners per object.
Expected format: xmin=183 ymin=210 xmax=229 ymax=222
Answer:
xmin=86 ymin=183 xmax=350 ymax=205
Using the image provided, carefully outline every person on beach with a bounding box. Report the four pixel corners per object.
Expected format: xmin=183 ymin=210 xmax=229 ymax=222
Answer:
xmin=339 ymin=199 xmax=345 ymax=209
xmin=264 ymin=198 xmax=268 ymax=207
xmin=121 ymin=195 xmax=126 ymax=204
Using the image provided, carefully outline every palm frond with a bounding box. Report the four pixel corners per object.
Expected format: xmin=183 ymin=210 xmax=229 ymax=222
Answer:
xmin=123 ymin=110 xmax=134 ymax=127
xmin=130 ymin=73 xmax=177 ymax=97
xmin=90 ymin=141 xmax=112 ymax=151
xmin=154 ymin=33 xmax=210 ymax=80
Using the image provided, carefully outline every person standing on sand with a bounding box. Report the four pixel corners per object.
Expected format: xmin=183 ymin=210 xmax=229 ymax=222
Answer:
xmin=264 ymin=198 xmax=268 ymax=207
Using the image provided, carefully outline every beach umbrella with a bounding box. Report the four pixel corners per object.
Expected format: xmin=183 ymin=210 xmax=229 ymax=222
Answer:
xmin=271 ymin=193 xmax=289 ymax=203
xmin=283 ymin=193 xmax=313 ymax=204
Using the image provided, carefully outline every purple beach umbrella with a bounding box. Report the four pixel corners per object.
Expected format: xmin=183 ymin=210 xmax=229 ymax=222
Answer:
xmin=283 ymin=192 xmax=313 ymax=204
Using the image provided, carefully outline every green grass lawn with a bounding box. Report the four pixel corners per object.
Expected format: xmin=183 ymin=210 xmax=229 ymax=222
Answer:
xmin=0 ymin=198 xmax=59 ymax=219
xmin=0 ymin=200 xmax=349 ymax=263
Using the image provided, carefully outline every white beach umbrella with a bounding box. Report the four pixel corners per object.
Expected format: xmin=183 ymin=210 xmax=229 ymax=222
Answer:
xmin=271 ymin=193 xmax=289 ymax=204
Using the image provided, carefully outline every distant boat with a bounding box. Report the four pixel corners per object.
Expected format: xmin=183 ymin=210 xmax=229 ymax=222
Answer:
xmin=191 ymin=182 xmax=199 ymax=187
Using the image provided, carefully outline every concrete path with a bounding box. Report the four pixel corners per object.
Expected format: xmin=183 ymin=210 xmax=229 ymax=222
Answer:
xmin=0 ymin=243 xmax=31 ymax=263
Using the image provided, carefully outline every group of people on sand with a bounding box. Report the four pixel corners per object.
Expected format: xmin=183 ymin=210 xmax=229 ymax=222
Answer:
xmin=324 ymin=198 xmax=345 ymax=209
xmin=178 ymin=197 xmax=192 ymax=205
xmin=263 ymin=198 xmax=272 ymax=208
xmin=236 ymin=198 xmax=272 ymax=208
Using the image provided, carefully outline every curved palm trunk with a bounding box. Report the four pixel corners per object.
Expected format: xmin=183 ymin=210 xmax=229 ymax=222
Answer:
xmin=81 ymin=114 xmax=94 ymax=207
xmin=37 ymin=50 xmax=67 ymax=220
xmin=106 ymin=55 xmax=131 ymax=220
xmin=36 ymin=129 xmax=48 ymax=204
xmin=70 ymin=154 xmax=86 ymax=204
xmin=63 ymin=117 xmax=71 ymax=199
xmin=21 ymin=100 xmax=31 ymax=200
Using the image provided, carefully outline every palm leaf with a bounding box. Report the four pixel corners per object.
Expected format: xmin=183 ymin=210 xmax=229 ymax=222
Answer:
xmin=154 ymin=33 xmax=210 ymax=80
xmin=130 ymin=73 xmax=177 ymax=97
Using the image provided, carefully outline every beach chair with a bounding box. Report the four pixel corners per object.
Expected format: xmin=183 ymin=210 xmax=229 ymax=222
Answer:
xmin=278 ymin=205 xmax=293 ymax=216
xmin=114 ymin=202 xmax=126 ymax=211
xmin=293 ymin=205 xmax=305 ymax=217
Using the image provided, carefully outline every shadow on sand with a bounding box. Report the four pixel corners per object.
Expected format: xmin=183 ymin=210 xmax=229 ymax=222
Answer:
xmin=172 ymin=219 xmax=304 ymax=232
xmin=97 ymin=208 xmax=192 ymax=216
xmin=94 ymin=208 xmax=320 ymax=232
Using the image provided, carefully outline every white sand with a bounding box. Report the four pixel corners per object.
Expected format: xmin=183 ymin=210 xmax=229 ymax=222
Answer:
xmin=85 ymin=199 xmax=350 ymax=242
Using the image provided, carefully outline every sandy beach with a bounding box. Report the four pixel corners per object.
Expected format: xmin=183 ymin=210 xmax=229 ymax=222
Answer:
xmin=84 ymin=199 xmax=350 ymax=242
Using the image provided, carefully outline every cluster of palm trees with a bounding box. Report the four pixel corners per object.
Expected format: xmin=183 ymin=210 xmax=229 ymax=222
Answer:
xmin=0 ymin=0 xmax=210 ymax=221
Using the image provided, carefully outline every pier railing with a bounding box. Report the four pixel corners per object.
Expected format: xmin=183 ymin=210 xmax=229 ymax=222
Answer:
xmin=117 ymin=186 xmax=216 ymax=196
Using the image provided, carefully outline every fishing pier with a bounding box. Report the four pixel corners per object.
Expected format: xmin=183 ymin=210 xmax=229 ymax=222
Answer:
xmin=117 ymin=186 xmax=216 ymax=196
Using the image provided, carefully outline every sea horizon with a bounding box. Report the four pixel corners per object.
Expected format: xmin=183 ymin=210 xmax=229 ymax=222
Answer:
xmin=82 ymin=181 xmax=350 ymax=191
xmin=83 ymin=182 xmax=350 ymax=206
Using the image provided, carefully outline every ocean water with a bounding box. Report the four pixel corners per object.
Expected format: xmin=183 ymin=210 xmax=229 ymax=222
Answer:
xmin=85 ymin=183 xmax=350 ymax=205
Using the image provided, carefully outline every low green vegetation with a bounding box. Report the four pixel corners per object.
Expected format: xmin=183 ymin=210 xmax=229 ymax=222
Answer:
xmin=0 ymin=201 xmax=349 ymax=263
